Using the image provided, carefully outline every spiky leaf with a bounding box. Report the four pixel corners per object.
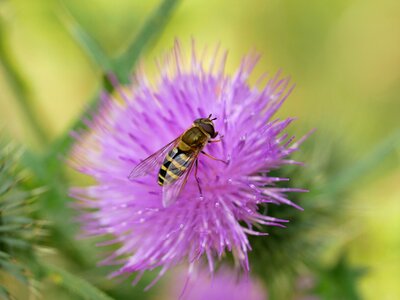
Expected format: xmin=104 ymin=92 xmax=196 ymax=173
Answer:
xmin=0 ymin=143 xmax=44 ymax=299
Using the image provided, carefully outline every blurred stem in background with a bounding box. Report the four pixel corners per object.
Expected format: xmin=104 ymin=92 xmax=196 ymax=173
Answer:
xmin=1 ymin=0 xmax=399 ymax=298
xmin=249 ymin=127 xmax=400 ymax=299
xmin=50 ymin=0 xmax=180 ymax=158
xmin=0 ymin=18 xmax=50 ymax=148
xmin=0 ymin=142 xmax=44 ymax=299
xmin=322 ymin=128 xmax=400 ymax=197
xmin=1 ymin=0 xmax=180 ymax=298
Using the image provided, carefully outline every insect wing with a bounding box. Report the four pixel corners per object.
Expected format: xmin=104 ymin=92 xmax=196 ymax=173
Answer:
xmin=128 ymin=138 xmax=179 ymax=180
xmin=162 ymin=151 xmax=199 ymax=207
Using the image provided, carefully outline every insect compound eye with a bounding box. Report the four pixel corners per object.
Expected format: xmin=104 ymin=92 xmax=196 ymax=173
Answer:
xmin=199 ymin=122 xmax=215 ymax=137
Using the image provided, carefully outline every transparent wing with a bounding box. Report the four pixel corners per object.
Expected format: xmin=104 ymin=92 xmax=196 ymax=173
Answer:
xmin=128 ymin=138 xmax=179 ymax=180
xmin=162 ymin=151 xmax=199 ymax=207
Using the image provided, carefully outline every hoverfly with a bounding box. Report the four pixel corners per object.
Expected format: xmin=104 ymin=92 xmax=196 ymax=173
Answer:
xmin=128 ymin=114 xmax=226 ymax=207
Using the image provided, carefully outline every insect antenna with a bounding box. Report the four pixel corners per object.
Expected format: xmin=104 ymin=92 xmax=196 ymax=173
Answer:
xmin=208 ymin=113 xmax=217 ymax=121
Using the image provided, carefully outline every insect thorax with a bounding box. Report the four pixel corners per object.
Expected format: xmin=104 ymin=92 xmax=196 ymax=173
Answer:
xmin=180 ymin=127 xmax=208 ymax=150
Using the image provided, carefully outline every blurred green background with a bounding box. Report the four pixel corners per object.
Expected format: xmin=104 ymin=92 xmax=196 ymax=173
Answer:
xmin=0 ymin=0 xmax=399 ymax=299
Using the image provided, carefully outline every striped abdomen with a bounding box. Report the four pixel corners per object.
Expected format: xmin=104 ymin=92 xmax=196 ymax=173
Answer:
xmin=158 ymin=148 xmax=192 ymax=186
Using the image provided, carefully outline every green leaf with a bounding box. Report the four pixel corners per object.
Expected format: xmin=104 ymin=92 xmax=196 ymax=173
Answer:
xmin=314 ymin=252 xmax=367 ymax=300
xmin=248 ymin=130 xmax=376 ymax=299
xmin=323 ymin=128 xmax=400 ymax=196
xmin=47 ymin=0 xmax=181 ymax=157
xmin=0 ymin=237 xmax=30 ymax=249
xmin=0 ymin=18 xmax=50 ymax=146
xmin=45 ymin=94 xmax=100 ymax=160
xmin=42 ymin=263 xmax=114 ymax=300
xmin=0 ymin=216 xmax=33 ymax=225
xmin=115 ymin=0 xmax=181 ymax=83
xmin=0 ymin=286 xmax=11 ymax=300
xmin=20 ymin=150 xmax=93 ymax=269
xmin=0 ymin=224 xmax=23 ymax=233
xmin=0 ymin=251 xmax=11 ymax=259
xmin=0 ymin=179 xmax=14 ymax=196
xmin=4 ymin=0 xmax=181 ymax=294
xmin=1 ymin=191 xmax=31 ymax=210
xmin=0 ymin=260 xmax=28 ymax=285
xmin=0 ymin=142 xmax=45 ymax=297
xmin=57 ymin=2 xmax=114 ymax=74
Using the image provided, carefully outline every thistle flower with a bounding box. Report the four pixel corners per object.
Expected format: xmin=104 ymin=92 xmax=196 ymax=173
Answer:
xmin=70 ymin=41 xmax=307 ymax=286
xmin=168 ymin=267 xmax=266 ymax=300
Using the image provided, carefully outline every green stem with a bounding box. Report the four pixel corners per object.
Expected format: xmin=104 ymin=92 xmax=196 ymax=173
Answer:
xmin=115 ymin=0 xmax=181 ymax=83
xmin=46 ymin=93 xmax=100 ymax=159
xmin=322 ymin=129 xmax=400 ymax=196
xmin=48 ymin=0 xmax=180 ymax=158
xmin=57 ymin=2 xmax=115 ymax=75
xmin=40 ymin=263 xmax=114 ymax=300
xmin=17 ymin=0 xmax=181 ymax=267
xmin=0 ymin=20 xmax=50 ymax=146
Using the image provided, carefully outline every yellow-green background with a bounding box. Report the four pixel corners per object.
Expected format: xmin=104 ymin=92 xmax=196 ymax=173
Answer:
xmin=1 ymin=0 xmax=399 ymax=299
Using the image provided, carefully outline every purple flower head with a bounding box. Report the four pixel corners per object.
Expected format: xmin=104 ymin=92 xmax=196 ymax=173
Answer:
xmin=169 ymin=267 xmax=267 ymax=300
xmin=70 ymin=41 xmax=307 ymax=287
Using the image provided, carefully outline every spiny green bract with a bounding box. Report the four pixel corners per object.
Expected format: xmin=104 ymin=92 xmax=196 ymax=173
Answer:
xmin=249 ymin=132 xmax=365 ymax=300
xmin=0 ymin=143 xmax=45 ymax=300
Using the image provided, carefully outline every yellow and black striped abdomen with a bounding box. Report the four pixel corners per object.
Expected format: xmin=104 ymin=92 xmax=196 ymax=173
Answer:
xmin=158 ymin=148 xmax=192 ymax=186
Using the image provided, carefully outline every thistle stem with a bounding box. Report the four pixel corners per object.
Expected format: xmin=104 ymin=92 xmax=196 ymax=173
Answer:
xmin=0 ymin=21 xmax=50 ymax=146
xmin=115 ymin=0 xmax=181 ymax=83
xmin=324 ymin=129 xmax=400 ymax=196
xmin=48 ymin=0 xmax=180 ymax=157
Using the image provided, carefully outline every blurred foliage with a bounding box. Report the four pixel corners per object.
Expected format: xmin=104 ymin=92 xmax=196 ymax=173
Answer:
xmin=0 ymin=0 xmax=399 ymax=299
xmin=249 ymin=132 xmax=346 ymax=299
xmin=0 ymin=143 xmax=119 ymax=300
xmin=0 ymin=142 xmax=44 ymax=299
xmin=313 ymin=252 xmax=367 ymax=300
xmin=250 ymin=128 xmax=399 ymax=299
xmin=1 ymin=0 xmax=180 ymax=299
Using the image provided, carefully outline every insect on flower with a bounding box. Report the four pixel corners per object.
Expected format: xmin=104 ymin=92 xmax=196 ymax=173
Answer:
xmin=128 ymin=114 xmax=227 ymax=207
xmin=70 ymin=41 xmax=309 ymax=285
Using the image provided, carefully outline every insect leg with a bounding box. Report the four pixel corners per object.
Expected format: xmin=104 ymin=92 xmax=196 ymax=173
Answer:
xmin=194 ymin=159 xmax=203 ymax=196
xmin=209 ymin=139 xmax=222 ymax=143
xmin=201 ymin=151 xmax=228 ymax=164
xmin=209 ymin=134 xmax=224 ymax=143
